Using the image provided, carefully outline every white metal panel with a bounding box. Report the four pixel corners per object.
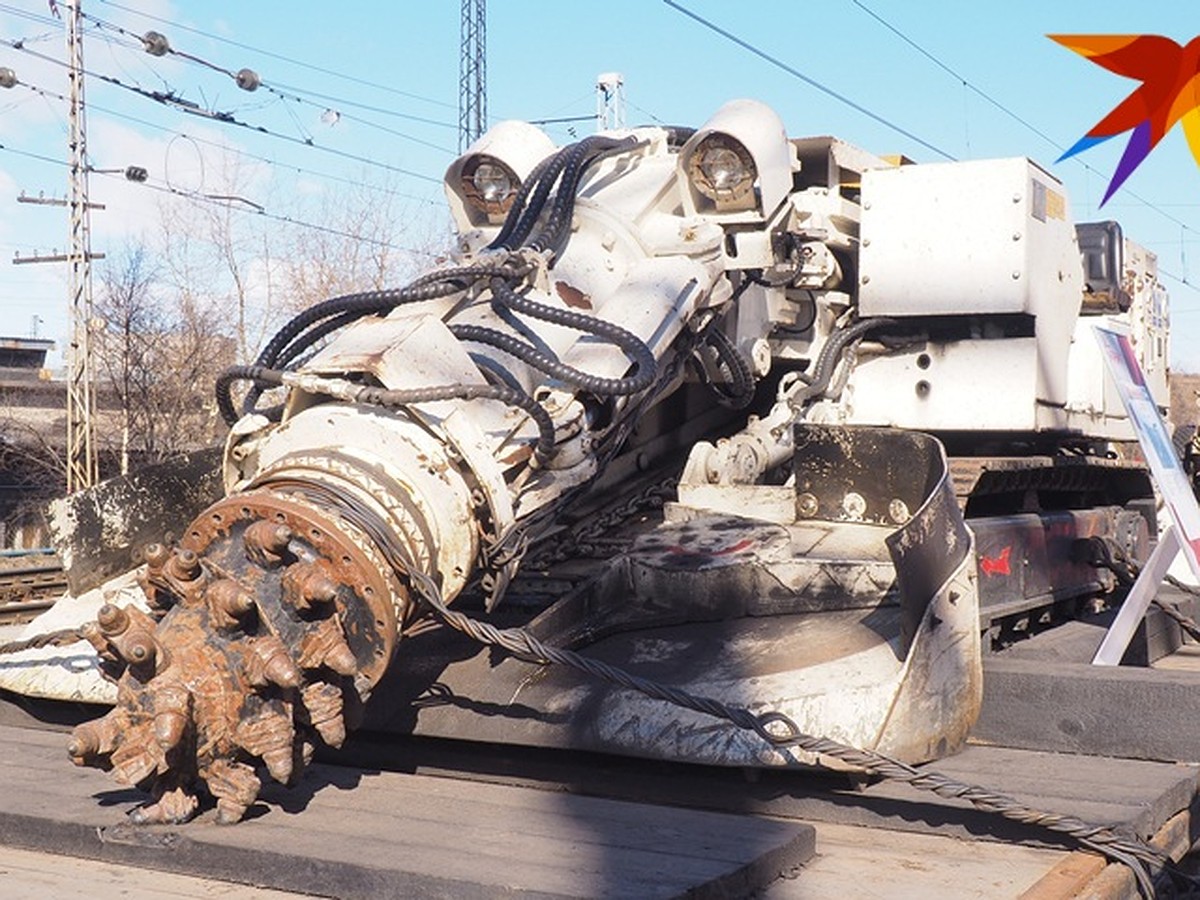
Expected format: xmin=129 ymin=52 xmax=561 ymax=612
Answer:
xmin=847 ymin=338 xmax=1039 ymax=431
xmin=858 ymin=158 xmax=1078 ymax=318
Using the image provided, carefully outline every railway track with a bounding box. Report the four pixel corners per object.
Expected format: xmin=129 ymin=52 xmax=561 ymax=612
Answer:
xmin=0 ymin=558 xmax=66 ymax=625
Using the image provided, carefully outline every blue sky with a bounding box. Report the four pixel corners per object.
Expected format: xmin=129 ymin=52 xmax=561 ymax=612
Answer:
xmin=3 ymin=1 xmax=1200 ymax=369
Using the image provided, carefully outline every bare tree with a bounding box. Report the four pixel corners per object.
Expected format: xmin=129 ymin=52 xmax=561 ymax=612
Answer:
xmin=92 ymin=242 xmax=236 ymax=471
xmin=156 ymin=151 xmax=283 ymax=365
xmin=281 ymin=171 xmax=448 ymax=314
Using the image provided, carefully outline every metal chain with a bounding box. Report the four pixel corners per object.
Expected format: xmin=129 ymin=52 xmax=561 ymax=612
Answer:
xmin=524 ymin=475 xmax=678 ymax=568
xmin=404 ymin=566 xmax=1187 ymax=898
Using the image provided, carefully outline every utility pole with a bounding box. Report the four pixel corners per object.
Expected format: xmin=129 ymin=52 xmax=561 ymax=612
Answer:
xmin=458 ymin=0 xmax=486 ymax=152
xmin=64 ymin=0 xmax=98 ymax=492
xmin=7 ymin=3 xmax=103 ymax=491
xmin=596 ymin=73 xmax=625 ymax=132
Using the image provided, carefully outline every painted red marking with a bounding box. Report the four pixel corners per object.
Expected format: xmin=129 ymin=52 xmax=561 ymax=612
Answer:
xmin=666 ymin=538 xmax=754 ymax=557
xmin=980 ymin=546 xmax=1012 ymax=577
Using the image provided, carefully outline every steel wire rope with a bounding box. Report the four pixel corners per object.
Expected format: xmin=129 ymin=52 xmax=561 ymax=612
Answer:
xmin=398 ymin=565 xmax=1178 ymax=898
xmin=0 ymin=627 xmax=85 ymax=657
xmin=290 ymin=474 xmax=1180 ymax=900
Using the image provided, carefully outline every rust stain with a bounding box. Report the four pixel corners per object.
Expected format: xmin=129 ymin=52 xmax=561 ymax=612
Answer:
xmin=554 ymin=281 xmax=593 ymax=310
xmin=69 ymin=487 xmax=406 ymax=826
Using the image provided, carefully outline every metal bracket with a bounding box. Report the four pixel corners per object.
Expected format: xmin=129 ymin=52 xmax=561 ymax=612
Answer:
xmin=1092 ymin=527 xmax=1180 ymax=666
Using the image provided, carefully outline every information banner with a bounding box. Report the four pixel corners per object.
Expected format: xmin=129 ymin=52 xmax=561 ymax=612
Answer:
xmin=1095 ymin=325 xmax=1200 ymax=578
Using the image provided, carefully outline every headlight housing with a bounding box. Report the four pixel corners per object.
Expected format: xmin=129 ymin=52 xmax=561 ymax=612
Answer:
xmin=445 ymin=121 xmax=557 ymax=232
xmin=687 ymin=134 xmax=757 ymax=207
xmin=678 ymin=100 xmax=795 ymax=222
xmin=460 ymin=155 xmax=519 ymax=216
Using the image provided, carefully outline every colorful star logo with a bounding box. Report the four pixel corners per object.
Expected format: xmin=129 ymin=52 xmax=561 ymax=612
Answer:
xmin=1050 ymin=35 xmax=1200 ymax=205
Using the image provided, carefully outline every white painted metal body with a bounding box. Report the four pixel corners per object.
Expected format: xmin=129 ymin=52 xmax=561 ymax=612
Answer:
xmin=4 ymin=99 xmax=1170 ymax=778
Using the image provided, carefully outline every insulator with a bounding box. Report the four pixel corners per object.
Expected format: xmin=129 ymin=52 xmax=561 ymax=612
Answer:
xmin=142 ymin=30 xmax=170 ymax=57
xmin=235 ymin=68 xmax=261 ymax=92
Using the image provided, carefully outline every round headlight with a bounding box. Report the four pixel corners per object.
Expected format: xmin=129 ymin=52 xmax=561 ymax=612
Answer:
xmin=472 ymin=162 xmax=513 ymax=203
xmin=700 ymin=146 xmax=749 ymax=192
xmin=461 ymin=155 xmax=520 ymax=215
xmin=687 ymin=134 xmax=757 ymax=206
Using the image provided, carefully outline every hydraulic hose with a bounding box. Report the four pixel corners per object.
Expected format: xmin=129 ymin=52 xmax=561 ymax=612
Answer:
xmin=790 ymin=317 xmax=896 ymax=411
xmin=450 ymin=323 xmax=651 ymax=397
xmin=488 ymin=153 xmax=566 ymax=251
xmin=490 ymin=277 xmax=656 ymax=395
xmin=217 ymin=365 xmax=557 ymax=464
xmin=525 ymin=137 xmax=633 ymax=255
xmin=697 ymin=326 xmax=755 ymax=409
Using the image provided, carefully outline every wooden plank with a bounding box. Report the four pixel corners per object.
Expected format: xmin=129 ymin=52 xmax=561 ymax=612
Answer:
xmin=1018 ymin=852 xmax=1107 ymax=900
xmin=0 ymin=724 xmax=814 ymax=900
xmin=343 ymin=727 xmax=1198 ymax=852
xmin=0 ymin=843 xmax=306 ymax=899
xmin=762 ymin=822 xmax=1066 ymax=900
xmin=976 ymin=654 xmax=1200 ymax=763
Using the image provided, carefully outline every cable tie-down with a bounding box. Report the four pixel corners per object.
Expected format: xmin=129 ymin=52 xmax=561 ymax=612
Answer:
xmin=399 ymin=566 xmax=1180 ymax=898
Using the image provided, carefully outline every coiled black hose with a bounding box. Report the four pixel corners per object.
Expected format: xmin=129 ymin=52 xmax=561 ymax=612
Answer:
xmin=256 ymin=283 xmax=458 ymax=372
xmin=490 ymin=277 xmax=656 ymax=395
xmin=525 ymin=137 xmax=633 ymax=255
xmin=790 ymin=317 xmax=896 ymax=410
xmin=490 ymin=135 xmax=637 ymax=256
xmin=259 ymin=261 xmax=528 ymax=372
xmin=238 ymin=262 xmax=535 ymax=416
xmin=217 ymin=365 xmax=557 ymax=464
xmin=451 ymin=323 xmax=651 ymax=397
xmin=488 ymin=152 xmax=568 ymax=251
xmin=696 ymin=326 xmax=755 ymax=409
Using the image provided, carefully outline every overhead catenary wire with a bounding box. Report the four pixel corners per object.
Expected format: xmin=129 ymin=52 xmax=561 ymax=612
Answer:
xmin=659 ymin=0 xmax=1199 ymax=304
xmin=130 ymin=174 xmax=442 ymax=257
xmin=0 ymin=36 xmax=446 ymax=185
xmin=0 ymin=140 xmax=440 ymax=259
xmin=69 ymin=9 xmax=459 ymax=153
xmin=95 ymin=0 xmax=456 ymax=112
xmin=9 ymin=78 xmax=443 ymax=209
xmin=661 ymin=0 xmax=956 ymax=162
